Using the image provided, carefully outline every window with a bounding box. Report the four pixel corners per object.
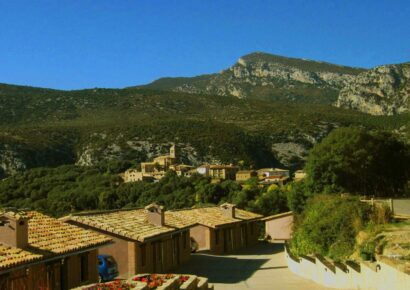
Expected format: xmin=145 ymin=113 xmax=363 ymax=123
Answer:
xmin=250 ymin=223 xmax=254 ymax=235
xmin=80 ymin=254 xmax=89 ymax=282
xmin=183 ymin=232 xmax=187 ymax=249
xmin=215 ymin=229 xmax=220 ymax=245
xmin=141 ymin=244 xmax=146 ymax=267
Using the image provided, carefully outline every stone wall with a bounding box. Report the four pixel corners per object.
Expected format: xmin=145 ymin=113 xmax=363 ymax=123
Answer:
xmin=285 ymin=245 xmax=410 ymax=290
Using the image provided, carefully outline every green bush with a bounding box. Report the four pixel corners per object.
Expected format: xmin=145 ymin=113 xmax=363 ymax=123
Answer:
xmin=290 ymin=195 xmax=372 ymax=261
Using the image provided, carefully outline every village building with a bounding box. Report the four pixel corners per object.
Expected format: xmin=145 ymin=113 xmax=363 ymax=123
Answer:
xmin=209 ymin=165 xmax=239 ymax=180
xmin=122 ymin=145 xmax=194 ymax=182
xmin=235 ymin=170 xmax=257 ymax=182
xmin=122 ymin=169 xmax=156 ymax=183
xmin=259 ymin=175 xmax=289 ymax=186
xmin=169 ymin=164 xmax=195 ymax=176
xmin=167 ymin=203 xmax=262 ymax=254
xmin=257 ymin=168 xmax=290 ymax=179
xmin=65 ymin=204 xmax=196 ymax=278
xmin=196 ymin=165 xmax=210 ymax=176
xmin=262 ymin=211 xmax=294 ymax=242
xmin=185 ymin=168 xmax=200 ymax=178
xmin=195 ymin=164 xmax=239 ymax=180
xmin=0 ymin=209 xmax=111 ymax=290
xmin=141 ymin=145 xmax=178 ymax=174
xmin=294 ymin=170 xmax=307 ymax=181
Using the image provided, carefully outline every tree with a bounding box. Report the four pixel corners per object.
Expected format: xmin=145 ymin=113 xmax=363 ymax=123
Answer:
xmin=305 ymin=127 xmax=410 ymax=197
xmin=286 ymin=181 xmax=312 ymax=214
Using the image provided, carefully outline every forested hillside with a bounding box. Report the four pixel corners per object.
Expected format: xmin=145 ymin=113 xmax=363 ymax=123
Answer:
xmin=1 ymin=82 xmax=409 ymax=178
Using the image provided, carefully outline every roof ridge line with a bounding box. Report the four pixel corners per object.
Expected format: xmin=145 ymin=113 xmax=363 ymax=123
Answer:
xmin=69 ymin=207 xmax=144 ymax=216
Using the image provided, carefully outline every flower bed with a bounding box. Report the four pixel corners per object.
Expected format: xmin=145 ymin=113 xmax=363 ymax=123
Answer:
xmin=131 ymin=274 xmax=176 ymax=289
xmin=80 ymin=279 xmax=137 ymax=290
xmin=75 ymin=274 xmax=212 ymax=290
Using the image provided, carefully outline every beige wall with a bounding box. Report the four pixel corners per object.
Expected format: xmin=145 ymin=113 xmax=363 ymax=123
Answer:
xmin=265 ymin=215 xmax=293 ymax=241
xmin=285 ymin=246 xmax=410 ymax=290
xmin=190 ymin=225 xmax=210 ymax=250
xmin=98 ymin=236 xmax=131 ymax=278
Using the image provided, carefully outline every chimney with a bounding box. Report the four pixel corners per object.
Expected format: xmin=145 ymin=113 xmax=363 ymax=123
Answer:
xmin=0 ymin=209 xmax=29 ymax=248
xmin=220 ymin=203 xmax=236 ymax=219
xmin=145 ymin=203 xmax=165 ymax=226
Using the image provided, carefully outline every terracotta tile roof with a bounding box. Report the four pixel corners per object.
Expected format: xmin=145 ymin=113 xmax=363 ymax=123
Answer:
xmin=68 ymin=209 xmax=196 ymax=242
xmin=27 ymin=211 xmax=111 ymax=254
xmin=167 ymin=206 xmax=263 ymax=228
xmin=0 ymin=211 xmax=111 ymax=272
xmin=236 ymin=170 xmax=256 ymax=174
xmin=261 ymin=211 xmax=293 ymax=221
xmin=0 ymin=244 xmax=42 ymax=271
xmin=209 ymin=165 xmax=238 ymax=169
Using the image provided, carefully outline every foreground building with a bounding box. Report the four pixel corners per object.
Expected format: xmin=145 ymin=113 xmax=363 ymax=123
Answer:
xmin=168 ymin=203 xmax=262 ymax=254
xmin=65 ymin=204 xmax=196 ymax=278
xmin=262 ymin=211 xmax=294 ymax=242
xmin=0 ymin=209 xmax=111 ymax=290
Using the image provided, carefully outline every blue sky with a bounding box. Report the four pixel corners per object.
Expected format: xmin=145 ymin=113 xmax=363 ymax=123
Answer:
xmin=0 ymin=0 xmax=409 ymax=90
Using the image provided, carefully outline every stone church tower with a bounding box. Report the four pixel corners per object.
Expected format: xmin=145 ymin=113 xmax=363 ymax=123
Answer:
xmin=170 ymin=144 xmax=177 ymax=159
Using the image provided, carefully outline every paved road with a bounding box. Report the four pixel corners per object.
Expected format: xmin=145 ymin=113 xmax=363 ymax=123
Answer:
xmin=176 ymin=243 xmax=332 ymax=290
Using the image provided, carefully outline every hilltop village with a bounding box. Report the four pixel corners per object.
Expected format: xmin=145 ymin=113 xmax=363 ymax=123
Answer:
xmin=121 ymin=145 xmax=306 ymax=185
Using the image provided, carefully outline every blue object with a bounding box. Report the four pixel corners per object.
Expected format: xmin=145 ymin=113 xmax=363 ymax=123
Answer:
xmin=98 ymin=254 xmax=119 ymax=282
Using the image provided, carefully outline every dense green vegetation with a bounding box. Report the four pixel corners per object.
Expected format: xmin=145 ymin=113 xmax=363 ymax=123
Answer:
xmin=1 ymin=82 xmax=409 ymax=177
xmin=304 ymin=127 xmax=410 ymax=197
xmin=287 ymin=127 xmax=409 ymax=261
xmin=0 ymin=163 xmax=289 ymax=217
xmin=289 ymin=195 xmax=373 ymax=261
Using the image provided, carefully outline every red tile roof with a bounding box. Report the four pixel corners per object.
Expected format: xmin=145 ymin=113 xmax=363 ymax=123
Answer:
xmin=0 ymin=210 xmax=111 ymax=272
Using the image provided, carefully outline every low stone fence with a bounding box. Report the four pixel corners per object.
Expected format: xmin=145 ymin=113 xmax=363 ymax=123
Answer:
xmin=360 ymin=198 xmax=410 ymax=218
xmin=285 ymin=245 xmax=410 ymax=290
xmin=73 ymin=274 xmax=214 ymax=290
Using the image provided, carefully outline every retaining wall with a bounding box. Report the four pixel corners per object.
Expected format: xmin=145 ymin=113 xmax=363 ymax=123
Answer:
xmin=285 ymin=245 xmax=410 ymax=290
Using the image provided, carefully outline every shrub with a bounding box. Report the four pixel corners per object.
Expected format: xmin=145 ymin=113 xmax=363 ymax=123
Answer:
xmin=290 ymin=195 xmax=372 ymax=261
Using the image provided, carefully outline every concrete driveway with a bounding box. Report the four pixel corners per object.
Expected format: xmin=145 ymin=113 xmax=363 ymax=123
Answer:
xmin=175 ymin=243 xmax=332 ymax=290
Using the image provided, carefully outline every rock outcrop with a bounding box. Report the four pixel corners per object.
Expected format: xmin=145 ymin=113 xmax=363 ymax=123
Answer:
xmin=336 ymin=63 xmax=410 ymax=115
xmin=143 ymin=52 xmax=365 ymax=103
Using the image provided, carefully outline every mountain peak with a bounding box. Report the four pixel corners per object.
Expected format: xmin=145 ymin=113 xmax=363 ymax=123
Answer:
xmin=236 ymin=52 xmax=365 ymax=75
xmin=140 ymin=52 xmax=366 ymax=103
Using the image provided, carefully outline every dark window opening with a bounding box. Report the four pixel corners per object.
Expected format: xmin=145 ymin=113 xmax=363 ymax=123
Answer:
xmin=80 ymin=254 xmax=89 ymax=282
xmin=141 ymin=244 xmax=146 ymax=267
xmin=183 ymin=232 xmax=187 ymax=249
xmin=215 ymin=229 xmax=220 ymax=245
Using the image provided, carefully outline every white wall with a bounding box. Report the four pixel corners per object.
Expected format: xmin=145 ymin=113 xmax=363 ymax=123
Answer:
xmin=284 ymin=246 xmax=410 ymax=290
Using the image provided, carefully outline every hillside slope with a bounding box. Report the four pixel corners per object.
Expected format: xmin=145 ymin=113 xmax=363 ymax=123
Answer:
xmin=336 ymin=63 xmax=410 ymax=115
xmin=0 ymin=81 xmax=409 ymax=178
xmin=140 ymin=52 xmax=366 ymax=104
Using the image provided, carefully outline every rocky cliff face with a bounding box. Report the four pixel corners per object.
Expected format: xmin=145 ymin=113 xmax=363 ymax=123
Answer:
xmin=336 ymin=63 xmax=410 ymax=115
xmin=143 ymin=52 xmax=365 ymax=103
